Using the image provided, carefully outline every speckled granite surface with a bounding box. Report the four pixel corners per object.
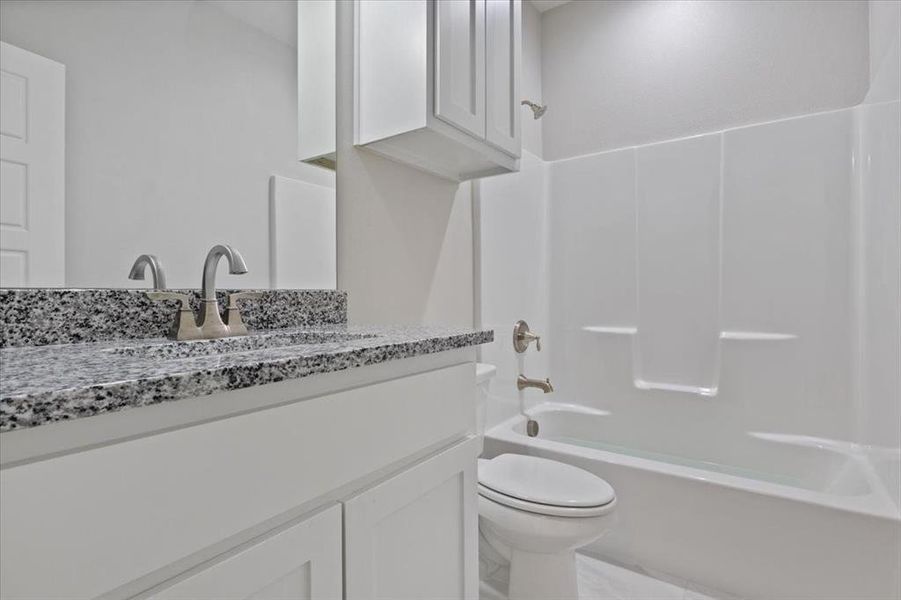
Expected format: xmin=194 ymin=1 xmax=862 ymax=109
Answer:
xmin=0 ymin=325 xmax=494 ymax=431
xmin=0 ymin=289 xmax=347 ymax=348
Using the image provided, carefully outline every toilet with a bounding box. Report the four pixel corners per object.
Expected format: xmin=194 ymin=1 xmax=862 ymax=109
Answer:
xmin=475 ymin=364 xmax=616 ymax=600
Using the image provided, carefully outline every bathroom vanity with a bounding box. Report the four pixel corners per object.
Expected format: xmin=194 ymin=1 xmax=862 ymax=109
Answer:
xmin=0 ymin=289 xmax=493 ymax=600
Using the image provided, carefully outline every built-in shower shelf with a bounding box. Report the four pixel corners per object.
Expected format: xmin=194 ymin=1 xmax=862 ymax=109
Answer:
xmin=583 ymin=326 xmax=796 ymax=342
xmin=582 ymin=325 xmax=796 ymax=398
xmin=582 ymin=326 xmax=637 ymax=335
xmin=634 ymin=379 xmax=718 ymax=397
xmin=720 ymin=331 xmax=798 ymax=341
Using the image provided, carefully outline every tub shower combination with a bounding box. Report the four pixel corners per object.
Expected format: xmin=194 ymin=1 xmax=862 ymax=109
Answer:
xmin=484 ymin=403 xmax=900 ymax=599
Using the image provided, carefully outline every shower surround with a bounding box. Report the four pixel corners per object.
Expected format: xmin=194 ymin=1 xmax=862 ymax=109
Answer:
xmin=480 ymin=100 xmax=900 ymax=451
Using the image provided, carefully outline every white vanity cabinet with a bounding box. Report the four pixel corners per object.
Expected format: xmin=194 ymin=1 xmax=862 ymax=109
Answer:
xmin=354 ymin=0 xmax=522 ymax=181
xmin=0 ymin=354 xmax=479 ymax=600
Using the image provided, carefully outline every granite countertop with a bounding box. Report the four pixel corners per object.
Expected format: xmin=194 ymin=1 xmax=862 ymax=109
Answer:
xmin=0 ymin=324 xmax=493 ymax=432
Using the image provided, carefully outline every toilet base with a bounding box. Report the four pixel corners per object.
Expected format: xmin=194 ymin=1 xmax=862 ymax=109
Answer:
xmin=508 ymin=548 xmax=579 ymax=600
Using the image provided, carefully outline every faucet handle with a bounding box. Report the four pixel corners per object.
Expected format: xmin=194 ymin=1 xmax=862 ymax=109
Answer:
xmin=226 ymin=290 xmax=265 ymax=308
xmin=146 ymin=291 xmax=203 ymax=340
xmin=225 ymin=291 xmax=265 ymax=336
xmin=513 ymin=320 xmax=542 ymax=353
xmin=147 ymin=290 xmax=192 ymax=309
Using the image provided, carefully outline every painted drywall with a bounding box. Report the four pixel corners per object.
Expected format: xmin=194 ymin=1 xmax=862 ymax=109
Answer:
xmin=540 ymin=0 xmax=870 ymax=159
xmin=0 ymin=0 xmax=334 ymax=289
xmin=335 ymin=0 xmax=472 ymax=327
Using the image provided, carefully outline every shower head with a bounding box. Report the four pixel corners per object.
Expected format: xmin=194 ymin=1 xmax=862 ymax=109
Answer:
xmin=521 ymin=99 xmax=547 ymax=119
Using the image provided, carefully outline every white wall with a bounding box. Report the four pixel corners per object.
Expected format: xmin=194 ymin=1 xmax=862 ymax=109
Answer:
xmin=540 ymin=0 xmax=870 ymax=159
xmin=335 ymin=0 xmax=472 ymax=327
xmin=0 ymin=0 xmax=334 ymax=289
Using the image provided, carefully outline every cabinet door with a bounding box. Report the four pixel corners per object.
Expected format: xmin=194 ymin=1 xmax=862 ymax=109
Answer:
xmin=435 ymin=0 xmax=486 ymax=139
xmin=150 ymin=505 xmax=342 ymax=600
xmin=345 ymin=437 xmax=481 ymax=600
xmin=485 ymin=0 xmax=521 ymax=156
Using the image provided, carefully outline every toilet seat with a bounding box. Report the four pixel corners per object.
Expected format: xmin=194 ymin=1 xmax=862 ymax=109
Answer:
xmin=478 ymin=454 xmax=616 ymax=518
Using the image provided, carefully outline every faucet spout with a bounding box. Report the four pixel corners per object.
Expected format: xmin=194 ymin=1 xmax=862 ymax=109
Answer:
xmin=517 ymin=374 xmax=554 ymax=393
xmin=198 ymin=244 xmax=248 ymax=338
xmin=202 ymin=244 xmax=247 ymax=302
xmin=128 ymin=254 xmax=167 ymax=290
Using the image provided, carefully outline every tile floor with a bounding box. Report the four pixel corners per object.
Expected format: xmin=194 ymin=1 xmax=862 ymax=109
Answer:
xmin=480 ymin=552 xmax=743 ymax=600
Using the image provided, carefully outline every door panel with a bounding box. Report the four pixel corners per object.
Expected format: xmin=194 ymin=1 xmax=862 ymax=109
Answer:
xmin=435 ymin=0 xmax=486 ymax=139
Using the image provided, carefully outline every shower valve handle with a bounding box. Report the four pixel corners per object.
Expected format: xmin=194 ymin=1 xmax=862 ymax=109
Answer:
xmin=513 ymin=320 xmax=541 ymax=353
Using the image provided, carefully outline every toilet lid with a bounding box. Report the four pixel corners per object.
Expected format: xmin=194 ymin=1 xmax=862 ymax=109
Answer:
xmin=478 ymin=454 xmax=615 ymax=508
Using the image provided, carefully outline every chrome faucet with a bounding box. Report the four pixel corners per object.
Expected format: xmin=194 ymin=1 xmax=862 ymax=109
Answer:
xmin=198 ymin=244 xmax=248 ymax=339
xmin=517 ymin=375 xmax=554 ymax=393
xmin=128 ymin=254 xmax=167 ymax=290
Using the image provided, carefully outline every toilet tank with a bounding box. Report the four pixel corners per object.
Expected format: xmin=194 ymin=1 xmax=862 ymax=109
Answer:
xmin=476 ymin=363 xmax=497 ymax=436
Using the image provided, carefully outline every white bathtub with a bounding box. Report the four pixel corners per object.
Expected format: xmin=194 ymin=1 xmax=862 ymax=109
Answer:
xmin=483 ymin=403 xmax=901 ymax=600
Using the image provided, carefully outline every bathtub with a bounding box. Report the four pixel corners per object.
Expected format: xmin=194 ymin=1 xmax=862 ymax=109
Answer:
xmin=483 ymin=403 xmax=901 ymax=600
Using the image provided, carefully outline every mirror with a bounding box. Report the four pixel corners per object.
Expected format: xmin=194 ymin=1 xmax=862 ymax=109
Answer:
xmin=0 ymin=0 xmax=336 ymax=290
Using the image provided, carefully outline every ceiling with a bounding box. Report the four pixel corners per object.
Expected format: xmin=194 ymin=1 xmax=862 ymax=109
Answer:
xmin=529 ymin=0 xmax=573 ymax=13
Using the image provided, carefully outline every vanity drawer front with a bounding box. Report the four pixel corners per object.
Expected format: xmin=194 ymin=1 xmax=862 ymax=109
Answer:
xmin=0 ymin=362 xmax=475 ymax=600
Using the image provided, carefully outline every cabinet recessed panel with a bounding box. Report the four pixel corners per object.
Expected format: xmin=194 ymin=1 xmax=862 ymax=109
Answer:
xmin=435 ymin=0 xmax=486 ymax=138
xmin=485 ymin=0 xmax=521 ymax=156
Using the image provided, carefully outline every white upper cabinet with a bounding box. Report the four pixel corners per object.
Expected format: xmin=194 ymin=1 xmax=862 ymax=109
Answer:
xmin=354 ymin=0 xmax=521 ymax=182
xmin=485 ymin=0 xmax=522 ymax=155
xmin=435 ymin=0 xmax=486 ymax=139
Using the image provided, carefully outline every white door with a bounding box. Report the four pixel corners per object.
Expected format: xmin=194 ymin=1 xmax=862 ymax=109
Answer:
xmin=344 ymin=437 xmax=481 ymax=600
xmin=0 ymin=42 xmax=65 ymax=287
xmin=150 ymin=505 xmax=342 ymax=600
xmin=485 ymin=0 xmax=521 ymax=156
xmin=434 ymin=0 xmax=486 ymax=139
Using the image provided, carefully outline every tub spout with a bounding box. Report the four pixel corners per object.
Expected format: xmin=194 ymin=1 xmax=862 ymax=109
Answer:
xmin=517 ymin=374 xmax=554 ymax=393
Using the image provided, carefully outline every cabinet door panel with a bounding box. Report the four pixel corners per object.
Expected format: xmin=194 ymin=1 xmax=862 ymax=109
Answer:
xmin=150 ymin=505 xmax=342 ymax=600
xmin=435 ymin=0 xmax=486 ymax=138
xmin=345 ymin=437 xmax=481 ymax=600
xmin=485 ymin=0 xmax=521 ymax=156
